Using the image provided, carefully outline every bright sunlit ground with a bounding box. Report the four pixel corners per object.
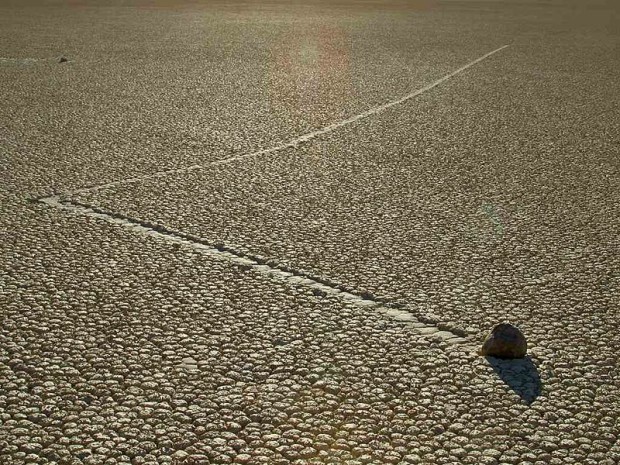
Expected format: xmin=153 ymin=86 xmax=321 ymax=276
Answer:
xmin=2 ymin=1 xmax=619 ymax=464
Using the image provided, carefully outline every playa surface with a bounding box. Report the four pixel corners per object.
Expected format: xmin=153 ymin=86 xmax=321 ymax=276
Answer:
xmin=1 ymin=1 xmax=619 ymax=464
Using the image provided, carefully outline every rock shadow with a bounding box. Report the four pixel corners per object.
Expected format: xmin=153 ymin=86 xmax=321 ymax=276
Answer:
xmin=486 ymin=355 xmax=542 ymax=404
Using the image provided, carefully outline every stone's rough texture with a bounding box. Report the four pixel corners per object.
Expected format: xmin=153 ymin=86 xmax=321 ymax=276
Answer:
xmin=58 ymin=56 xmax=68 ymax=63
xmin=480 ymin=323 xmax=527 ymax=359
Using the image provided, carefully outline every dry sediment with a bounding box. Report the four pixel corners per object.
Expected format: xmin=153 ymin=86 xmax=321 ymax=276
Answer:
xmin=2 ymin=0 xmax=619 ymax=464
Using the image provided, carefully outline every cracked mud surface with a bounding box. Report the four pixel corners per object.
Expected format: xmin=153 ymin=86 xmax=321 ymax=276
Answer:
xmin=2 ymin=0 xmax=620 ymax=464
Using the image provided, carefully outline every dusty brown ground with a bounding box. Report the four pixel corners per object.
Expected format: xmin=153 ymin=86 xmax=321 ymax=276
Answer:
xmin=2 ymin=1 xmax=619 ymax=464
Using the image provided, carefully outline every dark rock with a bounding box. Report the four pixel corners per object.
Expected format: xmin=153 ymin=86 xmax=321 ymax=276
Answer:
xmin=479 ymin=323 xmax=527 ymax=359
xmin=59 ymin=56 xmax=68 ymax=63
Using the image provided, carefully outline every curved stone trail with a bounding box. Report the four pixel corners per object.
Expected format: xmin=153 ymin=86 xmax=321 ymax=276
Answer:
xmin=39 ymin=195 xmax=470 ymax=345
